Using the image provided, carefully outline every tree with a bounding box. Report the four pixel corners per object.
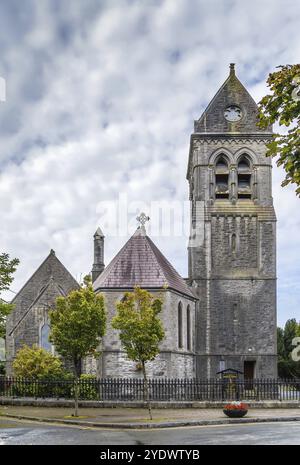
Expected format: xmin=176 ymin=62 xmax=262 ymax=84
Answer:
xmin=257 ymin=64 xmax=300 ymax=196
xmin=13 ymin=344 xmax=63 ymax=379
xmin=283 ymin=319 xmax=300 ymax=359
xmin=111 ymin=287 xmax=165 ymax=420
xmin=277 ymin=319 xmax=300 ymax=379
xmin=0 ymin=253 xmax=19 ymax=338
xmin=277 ymin=327 xmax=285 ymax=360
xmin=49 ymin=275 xmax=107 ymax=416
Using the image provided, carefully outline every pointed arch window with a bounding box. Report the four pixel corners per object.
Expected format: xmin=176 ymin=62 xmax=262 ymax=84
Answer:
xmin=215 ymin=155 xmax=229 ymax=199
xmin=238 ymin=156 xmax=252 ymax=199
xmin=41 ymin=324 xmax=52 ymax=353
xmin=178 ymin=302 xmax=183 ymax=349
xmin=186 ymin=305 xmax=191 ymax=351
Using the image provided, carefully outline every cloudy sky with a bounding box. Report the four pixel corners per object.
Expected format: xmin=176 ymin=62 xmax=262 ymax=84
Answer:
xmin=0 ymin=0 xmax=299 ymax=327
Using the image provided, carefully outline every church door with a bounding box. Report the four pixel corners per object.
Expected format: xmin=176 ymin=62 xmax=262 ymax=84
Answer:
xmin=244 ymin=361 xmax=255 ymax=389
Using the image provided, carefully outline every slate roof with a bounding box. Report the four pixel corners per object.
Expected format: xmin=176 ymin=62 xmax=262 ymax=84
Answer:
xmin=93 ymin=227 xmax=195 ymax=299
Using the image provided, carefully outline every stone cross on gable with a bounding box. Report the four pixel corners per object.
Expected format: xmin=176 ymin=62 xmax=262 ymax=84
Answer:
xmin=136 ymin=212 xmax=150 ymax=227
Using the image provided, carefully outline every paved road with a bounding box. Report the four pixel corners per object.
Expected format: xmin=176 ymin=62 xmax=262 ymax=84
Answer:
xmin=0 ymin=418 xmax=300 ymax=445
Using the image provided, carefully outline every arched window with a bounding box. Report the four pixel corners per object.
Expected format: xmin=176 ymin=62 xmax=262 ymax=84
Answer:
xmin=41 ymin=324 xmax=52 ymax=352
xmin=237 ymin=156 xmax=252 ymax=199
xmin=186 ymin=305 xmax=191 ymax=351
xmin=215 ymin=155 xmax=229 ymax=199
xmin=216 ymin=156 xmax=228 ymax=170
xmin=178 ymin=302 xmax=183 ymax=349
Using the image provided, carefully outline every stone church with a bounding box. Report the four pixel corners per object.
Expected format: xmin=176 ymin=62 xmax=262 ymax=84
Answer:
xmin=5 ymin=64 xmax=277 ymax=379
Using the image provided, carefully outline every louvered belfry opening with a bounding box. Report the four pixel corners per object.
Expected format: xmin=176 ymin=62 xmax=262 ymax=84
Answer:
xmin=237 ymin=156 xmax=252 ymax=199
xmin=215 ymin=155 xmax=229 ymax=199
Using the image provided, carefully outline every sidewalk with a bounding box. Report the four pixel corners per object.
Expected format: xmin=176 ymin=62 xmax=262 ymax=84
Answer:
xmin=1 ymin=405 xmax=300 ymax=429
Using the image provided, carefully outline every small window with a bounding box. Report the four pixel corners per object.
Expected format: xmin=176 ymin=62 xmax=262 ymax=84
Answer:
xmin=41 ymin=324 xmax=52 ymax=352
xmin=219 ymin=360 xmax=226 ymax=372
xmin=178 ymin=302 xmax=183 ymax=349
xmin=231 ymin=233 xmax=237 ymax=254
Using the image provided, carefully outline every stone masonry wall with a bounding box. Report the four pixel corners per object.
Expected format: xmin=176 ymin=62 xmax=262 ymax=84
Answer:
xmin=188 ymin=133 xmax=277 ymax=380
xmin=94 ymin=289 xmax=196 ymax=378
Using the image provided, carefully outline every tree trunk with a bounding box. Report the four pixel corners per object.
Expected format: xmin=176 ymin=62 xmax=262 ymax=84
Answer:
xmin=142 ymin=361 xmax=152 ymax=420
xmin=74 ymin=374 xmax=79 ymax=417
xmin=73 ymin=358 xmax=81 ymax=417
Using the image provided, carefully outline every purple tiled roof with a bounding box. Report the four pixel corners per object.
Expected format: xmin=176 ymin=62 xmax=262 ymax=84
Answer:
xmin=93 ymin=227 xmax=195 ymax=299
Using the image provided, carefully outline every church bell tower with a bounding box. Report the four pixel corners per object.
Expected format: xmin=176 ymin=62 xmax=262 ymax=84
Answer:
xmin=187 ymin=64 xmax=277 ymax=379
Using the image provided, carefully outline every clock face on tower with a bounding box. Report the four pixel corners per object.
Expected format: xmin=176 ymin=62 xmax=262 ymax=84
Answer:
xmin=224 ymin=105 xmax=242 ymax=122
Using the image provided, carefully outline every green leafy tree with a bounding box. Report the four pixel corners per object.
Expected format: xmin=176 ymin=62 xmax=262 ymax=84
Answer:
xmin=277 ymin=327 xmax=285 ymax=360
xmin=112 ymin=287 xmax=165 ymax=420
xmin=13 ymin=344 xmax=63 ymax=379
xmin=49 ymin=275 xmax=107 ymax=416
xmin=0 ymin=300 xmax=13 ymax=340
xmin=277 ymin=319 xmax=300 ymax=378
xmin=0 ymin=253 xmax=19 ymax=339
xmin=283 ymin=319 xmax=299 ymax=359
xmin=257 ymin=64 xmax=300 ymax=196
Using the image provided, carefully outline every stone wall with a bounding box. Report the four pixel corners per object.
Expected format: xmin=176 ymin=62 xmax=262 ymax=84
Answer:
xmin=188 ymin=132 xmax=277 ymax=379
xmin=5 ymin=252 xmax=79 ymax=375
xmin=97 ymin=350 xmax=194 ymax=378
xmin=94 ymin=289 xmax=196 ymax=378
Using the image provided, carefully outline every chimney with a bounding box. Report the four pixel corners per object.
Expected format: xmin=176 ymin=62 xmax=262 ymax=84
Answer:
xmin=92 ymin=227 xmax=105 ymax=283
xmin=229 ymin=63 xmax=236 ymax=76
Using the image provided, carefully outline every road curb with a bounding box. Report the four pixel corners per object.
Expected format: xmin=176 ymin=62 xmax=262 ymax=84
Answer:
xmin=1 ymin=413 xmax=300 ymax=429
xmin=1 ymin=398 xmax=300 ymax=409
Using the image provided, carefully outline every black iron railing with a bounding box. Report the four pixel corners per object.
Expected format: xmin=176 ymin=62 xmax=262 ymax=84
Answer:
xmin=0 ymin=376 xmax=299 ymax=401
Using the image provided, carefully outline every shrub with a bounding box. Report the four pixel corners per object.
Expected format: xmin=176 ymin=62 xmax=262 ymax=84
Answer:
xmin=13 ymin=345 xmax=64 ymax=379
xmin=0 ymin=361 xmax=5 ymax=376
xmin=78 ymin=374 xmax=99 ymax=400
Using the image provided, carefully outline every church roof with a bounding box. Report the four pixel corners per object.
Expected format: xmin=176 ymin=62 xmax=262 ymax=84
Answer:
xmin=93 ymin=227 xmax=195 ymax=299
xmin=194 ymin=64 xmax=272 ymax=134
xmin=10 ymin=249 xmax=79 ymax=305
xmin=8 ymin=276 xmax=67 ymax=336
xmin=7 ymin=250 xmax=79 ymax=336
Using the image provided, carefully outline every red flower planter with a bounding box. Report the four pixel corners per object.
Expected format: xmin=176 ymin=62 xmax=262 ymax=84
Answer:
xmin=223 ymin=409 xmax=248 ymax=418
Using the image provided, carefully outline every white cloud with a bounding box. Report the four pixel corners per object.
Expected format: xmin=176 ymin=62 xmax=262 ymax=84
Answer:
xmin=0 ymin=0 xmax=299 ymax=326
